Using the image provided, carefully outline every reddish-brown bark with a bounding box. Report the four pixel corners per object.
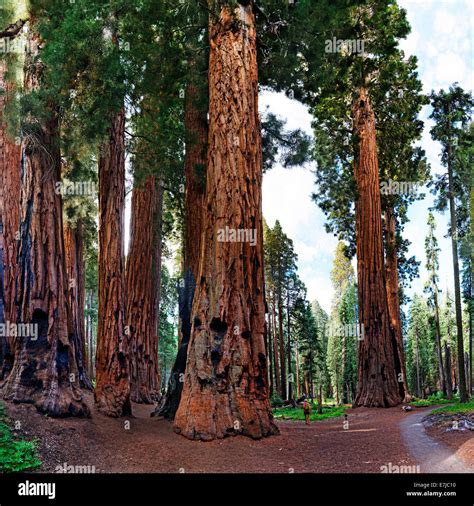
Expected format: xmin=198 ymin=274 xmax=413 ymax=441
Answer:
xmin=95 ymin=108 xmax=131 ymax=417
xmin=1 ymin=29 xmax=89 ymax=416
xmin=352 ymin=88 xmax=403 ymax=408
xmin=174 ymin=2 xmax=277 ymax=440
xmin=384 ymin=205 xmax=410 ymax=402
xmin=0 ymin=61 xmax=22 ymax=380
xmin=156 ymin=70 xmax=208 ymax=420
xmin=64 ymin=221 xmax=92 ymax=390
xmin=126 ymin=174 xmax=163 ymax=404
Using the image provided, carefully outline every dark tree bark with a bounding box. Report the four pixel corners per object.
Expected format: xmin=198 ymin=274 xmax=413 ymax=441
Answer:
xmin=286 ymin=287 xmax=293 ymax=401
xmin=352 ymin=88 xmax=403 ymax=408
xmin=277 ymin=290 xmax=286 ymax=399
xmin=0 ymin=61 xmax=21 ymax=381
xmin=126 ymin=174 xmax=163 ymax=404
xmin=444 ymin=342 xmax=453 ymax=400
xmin=446 ymin=139 xmax=469 ymax=402
xmin=384 ymin=206 xmax=410 ymax=402
xmin=267 ymin=311 xmax=273 ymax=396
xmin=154 ymin=73 xmax=208 ymax=420
xmin=64 ymin=222 xmax=92 ymax=390
xmin=95 ymin=108 xmax=131 ymax=417
xmin=1 ymin=28 xmax=89 ymax=416
xmin=174 ymin=1 xmax=277 ymax=440
xmin=271 ymin=292 xmax=281 ymax=396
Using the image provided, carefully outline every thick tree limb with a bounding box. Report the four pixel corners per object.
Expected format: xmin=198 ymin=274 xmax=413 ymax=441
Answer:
xmin=0 ymin=19 xmax=28 ymax=39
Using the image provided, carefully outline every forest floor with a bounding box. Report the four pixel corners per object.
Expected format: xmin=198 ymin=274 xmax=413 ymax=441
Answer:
xmin=3 ymin=394 xmax=473 ymax=473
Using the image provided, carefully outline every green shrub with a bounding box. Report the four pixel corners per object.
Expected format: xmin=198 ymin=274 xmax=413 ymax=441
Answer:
xmin=409 ymin=393 xmax=457 ymax=407
xmin=270 ymin=394 xmax=285 ymax=408
xmin=0 ymin=403 xmax=41 ymax=473
xmin=431 ymin=399 xmax=474 ymax=415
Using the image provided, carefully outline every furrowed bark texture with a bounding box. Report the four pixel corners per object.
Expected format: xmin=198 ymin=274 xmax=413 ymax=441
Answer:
xmin=174 ymin=2 xmax=278 ymax=440
xmin=95 ymin=108 xmax=131 ymax=417
xmin=156 ymin=78 xmax=208 ymax=419
xmin=384 ymin=206 xmax=410 ymax=401
xmin=64 ymin=222 xmax=92 ymax=390
xmin=352 ymin=88 xmax=403 ymax=408
xmin=1 ymin=29 xmax=89 ymax=416
xmin=0 ymin=61 xmax=22 ymax=380
xmin=126 ymin=174 xmax=163 ymax=404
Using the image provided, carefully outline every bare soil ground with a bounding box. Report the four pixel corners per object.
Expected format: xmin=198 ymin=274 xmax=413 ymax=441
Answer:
xmin=424 ymin=413 xmax=474 ymax=469
xmin=3 ymin=394 xmax=421 ymax=473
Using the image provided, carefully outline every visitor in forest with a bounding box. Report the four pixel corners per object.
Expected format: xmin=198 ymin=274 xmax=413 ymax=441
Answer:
xmin=303 ymin=401 xmax=311 ymax=425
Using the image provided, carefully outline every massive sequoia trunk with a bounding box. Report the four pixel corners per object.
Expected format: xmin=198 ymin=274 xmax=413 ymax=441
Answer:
xmin=64 ymin=222 xmax=92 ymax=390
xmin=155 ymin=72 xmax=208 ymax=419
xmin=95 ymin=108 xmax=131 ymax=417
xmin=0 ymin=61 xmax=22 ymax=381
xmin=1 ymin=29 xmax=89 ymax=416
xmin=126 ymin=174 xmax=163 ymax=404
xmin=384 ymin=205 xmax=410 ymax=401
xmin=173 ymin=1 xmax=277 ymax=440
xmin=352 ymin=87 xmax=403 ymax=408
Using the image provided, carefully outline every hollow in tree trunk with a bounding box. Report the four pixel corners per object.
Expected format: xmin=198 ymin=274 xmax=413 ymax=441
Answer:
xmin=174 ymin=1 xmax=277 ymax=440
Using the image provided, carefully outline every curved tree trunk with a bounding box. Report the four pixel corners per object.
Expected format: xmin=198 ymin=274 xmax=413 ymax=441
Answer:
xmin=0 ymin=61 xmax=22 ymax=381
xmin=174 ymin=1 xmax=277 ymax=440
xmin=95 ymin=108 xmax=131 ymax=417
xmin=2 ymin=28 xmax=89 ymax=416
xmin=384 ymin=205 xmax=410 ymax=401
xmin=64 ymin=221 xmax=92 ymax=390
xmin=352 ymin=87 xmax=403 ymax=408
xmin=126 ymin=174 xmax=162 ymax=404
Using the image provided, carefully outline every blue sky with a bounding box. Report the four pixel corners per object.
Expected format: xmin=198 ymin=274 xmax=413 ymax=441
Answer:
xmin=261 ymin=0 xmax=473 ymax=313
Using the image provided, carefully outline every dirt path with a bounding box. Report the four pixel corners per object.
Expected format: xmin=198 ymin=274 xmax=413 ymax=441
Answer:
xmin=399 ymin=407 xmax=474 ymax=473
xmin=4 ymin=396 xmax=421 ymax=473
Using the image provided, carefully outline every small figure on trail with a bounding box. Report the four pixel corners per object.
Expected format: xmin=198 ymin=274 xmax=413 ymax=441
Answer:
xmin=303 ymin=400 xmax=311 ymax=425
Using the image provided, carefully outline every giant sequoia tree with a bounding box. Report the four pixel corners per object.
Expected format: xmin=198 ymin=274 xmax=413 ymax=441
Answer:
xmin=276 ymin=0 xmax=416 ymax=406
xmin=1 ymin=17 xmax=88 ymax=416
xmin=174 ymin=0 xmax=277 ymax=440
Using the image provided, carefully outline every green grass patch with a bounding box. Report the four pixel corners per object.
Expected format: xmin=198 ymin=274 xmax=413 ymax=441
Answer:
xmin=431 ymin=399 xmax=474 ymax=415
xmin=273 ymin=403 xmax=347 ymax=421
xmin=409 ymin=393 xmax=457 ymax=407
xmin=0 ymin=402 xmax=41 ymax=473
